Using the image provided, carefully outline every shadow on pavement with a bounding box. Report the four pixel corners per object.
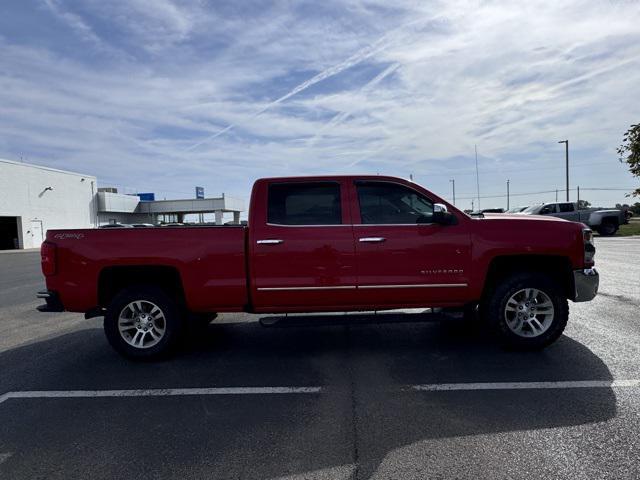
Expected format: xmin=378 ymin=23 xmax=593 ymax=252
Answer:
xmin=0 ymin=315 xmax=617 ymax=480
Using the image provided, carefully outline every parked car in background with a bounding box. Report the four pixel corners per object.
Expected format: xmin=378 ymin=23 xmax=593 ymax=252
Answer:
xmin=519 ymin=202 xmax=628 ymax=236
xmin=99 ymin=223 xmax=133 ymax=229
xmin=468 ymin=208 xmax=505 ymax=216
xmin=507 ymin=206 xmax=528 ymax=213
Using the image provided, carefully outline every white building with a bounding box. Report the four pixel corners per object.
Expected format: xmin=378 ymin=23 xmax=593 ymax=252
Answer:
xmin=0 ymin=158 xmax=245 ymax=250
xmin=0 ymin=158 xmax=97 ymax=249
xmin=97 ymin=191 xmax=244 ymax=226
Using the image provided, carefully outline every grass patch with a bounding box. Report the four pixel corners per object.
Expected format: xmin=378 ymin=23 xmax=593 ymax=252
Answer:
xmin=592 ymin=222 xmax=640 ymax=237
xmin=615 ymin=223 xmax=640 ymax=236
xmin=593 ymin=222 xmax=640 ymax=237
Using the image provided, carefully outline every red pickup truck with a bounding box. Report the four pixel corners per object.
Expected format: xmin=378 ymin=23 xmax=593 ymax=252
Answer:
xmin=38 ymin=175 xmax=599 ymax=359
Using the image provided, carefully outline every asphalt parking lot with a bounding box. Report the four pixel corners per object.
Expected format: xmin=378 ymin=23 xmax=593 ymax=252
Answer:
xmin=1 ymin=238 xmax=639 ymax=479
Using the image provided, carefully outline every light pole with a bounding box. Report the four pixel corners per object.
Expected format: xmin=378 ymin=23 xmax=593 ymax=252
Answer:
xmin=558 ymin=140 xmax=569 ymax=201
xmin=506 ymin=179 xmax=510 ymax=210
xmin=475 ymin=144 xmax=481 ymax=210
xmin=449 ymin=179 xmax=456 ymax=206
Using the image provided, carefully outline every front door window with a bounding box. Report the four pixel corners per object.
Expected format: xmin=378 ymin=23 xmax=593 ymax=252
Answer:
xmin=356 ymin=181 xmax=434 ymax=224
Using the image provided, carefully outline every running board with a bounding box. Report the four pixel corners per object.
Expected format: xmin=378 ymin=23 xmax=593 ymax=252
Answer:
xmin=258 ymin=309 xmax=459 ymax=328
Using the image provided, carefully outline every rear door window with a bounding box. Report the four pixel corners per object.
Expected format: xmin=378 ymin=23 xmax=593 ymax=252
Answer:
xmin=558 ymin=203 xmax=574 ymax=212
xmin=267 ymin=182 xmax=342 ymax=225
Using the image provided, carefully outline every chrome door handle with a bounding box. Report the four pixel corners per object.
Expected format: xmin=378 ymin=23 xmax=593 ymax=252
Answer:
xmin=256 ymin=239 xmax=284 ymax=245
xmin=359 ymin=237 xmax=386 ymax=243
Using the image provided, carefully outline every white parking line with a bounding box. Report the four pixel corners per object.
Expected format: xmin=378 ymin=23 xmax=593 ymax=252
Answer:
xmin=2 ymin=380 xmax=639 ymax=405
xmin=0 ymin=386 xmax=322 ymax=405
xmin=411 ymin=379 xmax=640 ymax=391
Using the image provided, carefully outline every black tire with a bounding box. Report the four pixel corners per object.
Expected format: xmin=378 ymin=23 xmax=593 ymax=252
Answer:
xmin=597 ymin=221 xmax=618 ymax=236
xmin=104 ymin=285 xmax=183 ymax=360
xmin=482 ymin=273 xmax=568 ymax=350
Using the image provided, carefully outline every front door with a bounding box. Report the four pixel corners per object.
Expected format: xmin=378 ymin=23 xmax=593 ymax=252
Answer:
xmin=351 ymin=180 xmax=472 ymax=308
xmin=250 ymin=180 xmax=357 ymax=310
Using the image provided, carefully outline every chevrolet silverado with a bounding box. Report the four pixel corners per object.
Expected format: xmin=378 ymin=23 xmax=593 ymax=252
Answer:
xmin=38 ymin=175 xmax=599 ymax=359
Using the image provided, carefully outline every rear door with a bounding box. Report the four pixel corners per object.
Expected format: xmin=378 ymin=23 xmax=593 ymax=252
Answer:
xmin=351 ymin=180 xmax=472 ymax=307
xmin=250 ymin=180 xmax=357 ymax=310
xmin=555 ymin=203 xmax=579 ymax=221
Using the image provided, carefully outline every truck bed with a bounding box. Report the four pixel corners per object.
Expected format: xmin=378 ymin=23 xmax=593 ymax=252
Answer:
xmin=44 ymin=226 xmax=249 ymax=313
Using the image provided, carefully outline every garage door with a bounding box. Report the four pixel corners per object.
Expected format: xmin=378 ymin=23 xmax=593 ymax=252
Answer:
xmin=0 ymin=216 xmax=20 ymax=249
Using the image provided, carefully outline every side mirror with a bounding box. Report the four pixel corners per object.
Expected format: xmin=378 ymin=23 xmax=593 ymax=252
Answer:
xmin=433 ymin=203 xmax=457 ymax=225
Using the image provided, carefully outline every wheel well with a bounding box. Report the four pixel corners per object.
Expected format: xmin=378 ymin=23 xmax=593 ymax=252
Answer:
xmin=98 ymin=266 xmax=185 ymax=307
xmin=483 ymin=255 xmax=573 ymax=300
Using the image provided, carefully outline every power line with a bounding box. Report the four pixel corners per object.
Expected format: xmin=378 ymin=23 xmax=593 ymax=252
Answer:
xmin=414 ymin=160 xmax=622 ymax=178
xmin=455 ymin=187 xmax=635 ymax=201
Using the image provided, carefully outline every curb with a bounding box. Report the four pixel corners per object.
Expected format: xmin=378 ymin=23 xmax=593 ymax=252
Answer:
xmin=0 ymin=248 xmax=40 ymax=255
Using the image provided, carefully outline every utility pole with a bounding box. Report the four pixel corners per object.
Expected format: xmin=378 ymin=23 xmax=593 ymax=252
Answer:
xmin=475 ymin=144 xmax=481 ymax=210
xmin=449 ymin=179 xmax=456 ymax=205
xmin=506 ymin=179 xmax=510 ymax=210
xmin=471 ymin=199 xmax=474 ymax=211
xmin=558 ymin=140 xmax=569 ymax=201
xmin=555 ymin=189 xmax=558 ymax=202
xmin=577 ymin=186 xmax=580 ymax=207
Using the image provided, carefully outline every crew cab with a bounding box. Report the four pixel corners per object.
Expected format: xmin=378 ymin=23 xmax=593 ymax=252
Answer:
xmin=38 ymin=176 xmax=599 ymax=359
xmin=520 ymin=202 xmax=628 ymax=236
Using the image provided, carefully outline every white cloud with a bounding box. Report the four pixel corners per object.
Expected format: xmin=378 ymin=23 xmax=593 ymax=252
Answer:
xmin=1 ymin=0 xmax=639 ymax=208
xmin=41 ymin=0 xmax=113 ymax=53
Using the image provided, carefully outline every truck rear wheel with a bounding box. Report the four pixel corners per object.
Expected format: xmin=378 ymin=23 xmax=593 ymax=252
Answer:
xmin=104 ymin=285 xmax=183 ymax=360
xmin=483 ymin=273 xmax=568 ymax=350
xmin=597 ymin=220 xmax=618 ymax=236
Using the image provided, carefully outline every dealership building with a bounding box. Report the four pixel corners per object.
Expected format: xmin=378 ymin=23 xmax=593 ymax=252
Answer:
xmin=0 ymin=158 xmax=244 ymax=250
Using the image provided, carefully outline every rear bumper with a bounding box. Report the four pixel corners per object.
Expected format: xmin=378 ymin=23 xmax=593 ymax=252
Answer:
xmin=572 ymin=268 xmax=599 ymax=302
xmin=36 ymin=290 xmax=64 ymax=312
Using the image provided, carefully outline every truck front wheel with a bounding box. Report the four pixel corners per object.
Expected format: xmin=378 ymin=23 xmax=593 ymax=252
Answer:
xmin=483 ymin=273 xmax=568 ymax=350
xmin=104 ymin=286 xmax=183 ymax=360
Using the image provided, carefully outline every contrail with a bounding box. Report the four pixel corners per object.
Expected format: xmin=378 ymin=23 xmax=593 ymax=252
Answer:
xmin=308 ymin=62 xmax=401 ymax=146
xmin=185 ymin=15 xmax=434 ymax=151
xmin=186 ymin=40 xmax=390 ymax=151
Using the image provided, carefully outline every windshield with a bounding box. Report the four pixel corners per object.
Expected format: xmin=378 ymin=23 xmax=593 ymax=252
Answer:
xmin=522 ymin=204 xmax=544 ymax=213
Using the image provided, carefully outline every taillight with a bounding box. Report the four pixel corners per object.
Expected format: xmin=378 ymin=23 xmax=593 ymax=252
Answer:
xmin=583 ymin=228 xmax=595 ymax=266
xmin=41 ymin=241 xmax=57 ymax=276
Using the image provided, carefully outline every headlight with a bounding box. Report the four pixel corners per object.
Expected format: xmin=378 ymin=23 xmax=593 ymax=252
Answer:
xmin=583 ymin=228 xmax=595 ymax=265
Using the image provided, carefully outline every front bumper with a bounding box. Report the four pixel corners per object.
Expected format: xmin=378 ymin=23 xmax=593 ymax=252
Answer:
xmin=36 ymin=290 xmax=64 ymax=312
xmin=573 ymin=268 xmax=599 ymax=302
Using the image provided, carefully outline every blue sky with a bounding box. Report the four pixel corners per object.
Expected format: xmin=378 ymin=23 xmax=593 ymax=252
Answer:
xmin=1 ymin=0 xmax=639 ymax=211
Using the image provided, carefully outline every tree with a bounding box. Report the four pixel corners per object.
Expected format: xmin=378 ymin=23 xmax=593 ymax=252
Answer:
xmin=617 ymin=123 xmax=640 ymax=196
xmin=577 ymin=199 xmax=591 ymax=209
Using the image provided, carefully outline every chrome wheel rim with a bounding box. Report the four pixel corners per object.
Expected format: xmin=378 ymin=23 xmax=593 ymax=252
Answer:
xmin=118 ymin=300 xmax=166 ymax=349
xmin=504 ymin=288 xmax=554 ymax=338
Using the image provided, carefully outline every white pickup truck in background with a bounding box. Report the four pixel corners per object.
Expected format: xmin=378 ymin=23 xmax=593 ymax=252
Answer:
xmin=519 ymin=202 xmax=630 ymax=236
